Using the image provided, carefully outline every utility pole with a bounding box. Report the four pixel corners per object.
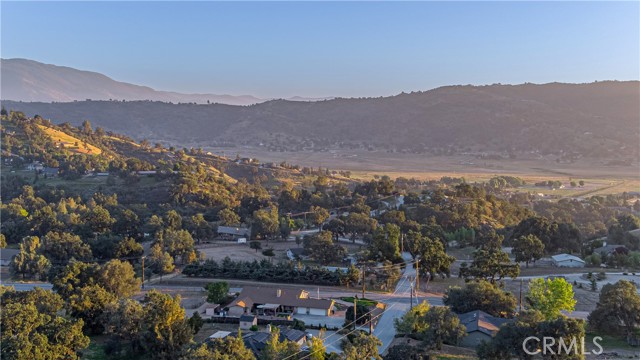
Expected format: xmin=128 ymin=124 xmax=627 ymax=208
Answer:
xmin=361 ymin=266 xmax=366 ymax=299
xmin=415 ymin=260 xmax=419 ymax=292
xmin=400 ymin=233 xmax=404 ymax=253
xmin=353 ymin=296 xmax=357 ymax=330
xmin=519 ymin=279 xmax=523 ymax=313
xmin=141 ymin=256 xmax=145 ymax=289
xmin=410 ymin=281 xmax=414 ymax=310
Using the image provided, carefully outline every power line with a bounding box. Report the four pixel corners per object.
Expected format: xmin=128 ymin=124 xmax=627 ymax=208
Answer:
xmin=281 ymin=267 xmax=415 ymax=360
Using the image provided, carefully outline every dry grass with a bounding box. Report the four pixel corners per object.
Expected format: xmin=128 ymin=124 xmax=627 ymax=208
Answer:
xmin=38 ymin=125 xmax=102 ymax=155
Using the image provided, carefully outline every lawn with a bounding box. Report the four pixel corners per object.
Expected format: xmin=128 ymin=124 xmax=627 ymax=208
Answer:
xmin=585 ymin=333 xmax=639 ymax=352
xmin=81 ymin=336 xmax=108 ymax=360
xmin=340 ymin=297 xmax=378 ymax=307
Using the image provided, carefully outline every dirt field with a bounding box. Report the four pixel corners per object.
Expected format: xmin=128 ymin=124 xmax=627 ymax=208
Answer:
xmin=196 ymin=240 xmax=292 ymax=263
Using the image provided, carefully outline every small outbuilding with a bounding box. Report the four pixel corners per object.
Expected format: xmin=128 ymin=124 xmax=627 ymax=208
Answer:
xmin=551 ymin=253 xmax=585 ymax=268
xmin=239 ymin=314 xmax=258 ymax=330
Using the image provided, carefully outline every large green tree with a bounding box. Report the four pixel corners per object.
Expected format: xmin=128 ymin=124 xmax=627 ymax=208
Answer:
xmin=142 ymin=290 xmax=194 ymax=360
xmin=303 ymin=231 xmax=347 ymax=265
xmin=459 ymin=244 xmax=519 ymax=283
xmin=253 ymin=207 xmax=279 ymax=240
xmin=342 ymin=332 xmax=382 ymax=360
xmin=10 ymin=236 xmax=50 ymax=280
xmin=444 ymin=280 xmax=517 ymax=318
xmin=478 ymin=311 xmax=585 ymax=360
xmin=512 ymin=234 xmax=544 ymax=268
xmin=394 ymin=301 xmax=465 ymax=350
xmin=42 ymin=231 xmax=93 ymax=263
xmin=526 ymin=278 xmax=576 ymax=320
xmin=369 ymin=224 xmax=402 ymax=263
xmin=205 ymin=281 xmax=230 ymax=304
xmin=588 ymin=280 xmax=640 ymax=339
xmin=406 ymin=230 xmax=454 ymax=279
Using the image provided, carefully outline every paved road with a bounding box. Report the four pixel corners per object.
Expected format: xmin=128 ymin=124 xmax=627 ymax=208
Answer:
xmin=373 ymin=252 xmax=416 ymax=354
xmin=0 ymin=281 xmax=53 ymax=291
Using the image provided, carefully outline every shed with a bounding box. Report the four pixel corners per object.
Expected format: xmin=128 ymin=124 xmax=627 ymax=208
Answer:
xmin=239 ymin=314 xmax=258 ymax=330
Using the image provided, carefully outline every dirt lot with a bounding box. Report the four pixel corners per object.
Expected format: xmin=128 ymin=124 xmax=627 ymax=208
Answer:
xmin=196 ymin=240 xmax=293 ymax=263
xmin=196 ymin=239 xmax=363 ymax=265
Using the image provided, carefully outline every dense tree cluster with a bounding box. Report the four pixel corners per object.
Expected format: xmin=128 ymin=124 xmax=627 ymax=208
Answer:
xmin=183 ymin=257 xmax=343 ymax=285
xmin=1 ymin=286 xmax=90 ymax=360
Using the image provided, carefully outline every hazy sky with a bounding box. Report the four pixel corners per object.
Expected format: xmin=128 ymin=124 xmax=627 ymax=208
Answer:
xmin=2 ymin=1 xmax=638 ymax=98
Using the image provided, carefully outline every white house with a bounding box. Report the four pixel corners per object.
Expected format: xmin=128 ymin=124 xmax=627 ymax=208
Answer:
xmin=551 ymin=254 xmax=585 ymax=268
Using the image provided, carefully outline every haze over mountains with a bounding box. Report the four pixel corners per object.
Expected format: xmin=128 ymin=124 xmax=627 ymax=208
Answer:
xmin=1 ymin=58 xmax=269 ymax=105
xmin=1 ymin=59 xmax=638 ymax=161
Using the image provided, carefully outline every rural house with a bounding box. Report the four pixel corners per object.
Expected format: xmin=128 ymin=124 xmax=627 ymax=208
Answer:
xmin=457 ymin=310 xmax=510 ymax=347
xmin=227 ymin=286 xmax=334 ymax=317
xmin=217 ymin=226 xmax=251 ymax=240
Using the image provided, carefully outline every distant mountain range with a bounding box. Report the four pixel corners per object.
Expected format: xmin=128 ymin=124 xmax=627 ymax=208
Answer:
xmin=1 ymin=58 xmax=638 ymax=160
xmin=1 ymin=58 xmax=331 ymax=105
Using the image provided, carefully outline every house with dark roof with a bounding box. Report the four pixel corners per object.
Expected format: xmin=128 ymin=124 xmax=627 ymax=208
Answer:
xmin=227 ymin=286 xmax=334 ymax=317
xmin=593 ymin=243 xmax=629 ymax=257
xmin=457 ymin=310 xmax=510 ymax=347
xmin=241 ymin=325 xmax=308 ymax=357
xmin=42 ymin=167 xmax=59 ymax=177
xmin=217 ymin=226 xmax=251 ymax=240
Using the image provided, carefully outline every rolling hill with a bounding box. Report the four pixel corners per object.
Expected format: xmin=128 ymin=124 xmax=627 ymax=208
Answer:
xmin=3 ymin=81 xmax=638 ymax=160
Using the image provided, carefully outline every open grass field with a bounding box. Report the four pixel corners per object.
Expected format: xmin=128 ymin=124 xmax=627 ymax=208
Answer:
xmin=37 ymin=124 xmax=102 ymax=155
xmin=205 ymin=147 xmax=639 ymax=196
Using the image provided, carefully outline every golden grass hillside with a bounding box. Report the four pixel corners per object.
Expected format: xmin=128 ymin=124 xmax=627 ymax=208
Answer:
xmin=37 ymin=125 xmax=102 ymax=155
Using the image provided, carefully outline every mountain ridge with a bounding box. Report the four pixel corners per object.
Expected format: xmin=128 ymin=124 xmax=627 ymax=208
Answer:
xmin=1 ymin=58 xmax=638 ymax=161
xmin=1 ymin=58 xmax=267 ymax=105
xmin=3 ymin=80 xmax=638 ymax=161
